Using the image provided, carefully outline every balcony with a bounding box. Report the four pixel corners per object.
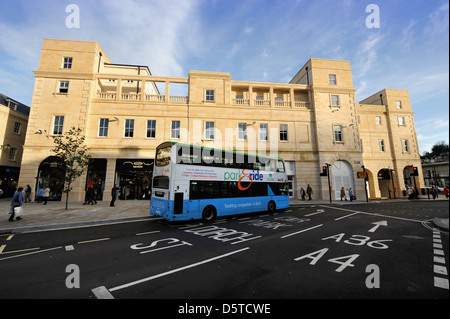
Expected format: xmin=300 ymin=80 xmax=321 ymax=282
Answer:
xmin=231 ymin=85 xmax=311 ymax=109
xmin=95 ymin=75 xmax=189 ymax=104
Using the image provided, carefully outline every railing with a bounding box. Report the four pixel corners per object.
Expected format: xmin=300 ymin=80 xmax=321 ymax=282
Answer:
xmin=274 ymin=101 xmax=291 ymax=107
xmin=146 ymin=94 xmax=165 ymax=102
xmin=232 ymin=98 xmax=250 ymax=105
xmin=254 ymin=99 xmax=270 ymax=106
xmin=121 ymin=93 xmax=141 ymax=101
xmin=293 ymin=101 xmax=310 ymax=108
xmin=169 ymin=95 xmax=188 ymax=103
xmin=97 ymin=92 xmax=116 ymax=99
xmin=96 ymin=92 xmax=187 ymax=103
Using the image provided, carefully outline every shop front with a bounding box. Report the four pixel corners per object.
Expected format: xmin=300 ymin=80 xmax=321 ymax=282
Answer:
xmin=115 ymin=159 xmax=153 ymax=200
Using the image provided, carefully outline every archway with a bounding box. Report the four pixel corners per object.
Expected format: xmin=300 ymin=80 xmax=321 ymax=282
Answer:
xmin=377 ymin=168 xmax=393 ymax=198
xmin=331 ymin=161 xmax=354 ymax=200
xmin=36 ymin=156 xmax=65 ymax=201
xmin=364 ymin=169 xmax=376 ymax=199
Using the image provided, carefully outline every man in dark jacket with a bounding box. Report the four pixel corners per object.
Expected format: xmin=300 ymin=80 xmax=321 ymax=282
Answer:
xmin=9 ymin=187 xmax=24 ymax=222
xmin=110 ymin=184 xmax=119 ymax=207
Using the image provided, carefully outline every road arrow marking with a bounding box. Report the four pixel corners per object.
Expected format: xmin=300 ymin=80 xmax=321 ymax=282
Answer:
xmin=368 ymin=221 xmax=388 ymax=233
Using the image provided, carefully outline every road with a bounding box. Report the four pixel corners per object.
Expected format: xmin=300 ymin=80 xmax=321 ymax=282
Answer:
xmin=0 ymin=200 xmax=448 ymax=304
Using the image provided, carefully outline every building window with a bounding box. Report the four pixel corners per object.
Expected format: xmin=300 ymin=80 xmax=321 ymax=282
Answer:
xmin=204 ymin=121 xmax=215 ymax=140
xmin=62 ymin=57 xmax=73 ymax=69
xmin=329 ymin=74 xmax=337 ymax=85
xmin=146 ymin=120 xmax=156 ymax=138
xmin=9 ymin=148 xmax=17 ymax=161
xmin=59 ymin=81 xmax=69 ymax=93
xmin=378 ymin=139 xmax=385 ymax=152
xmin=280 ymin=124 xmax=288 ymax=141
xmin=124 ymin=119 xmax=134 ymax=138
xmin=402 ymin=139 xmax=409 ymax=152
xmin=205 ymin=90 xmax=215 ymax=102
xmin=260 ymin=123 xmax=268 ymax=141
xmin=238 ymin=123 xmax=247 ymax=140
xmin=396 ymin=100 xmax=402 ymax=109
xmin=53 ymin=116 xmax=64 ymax=135
xmin=13 ymin=122 xmax=22 ymax=134
xmin=98 ymin=118 xmax=109 ymax=137
xmin=171 ymin=121 xmax=181 ymax=139
xmin=398 ymin=116 xmax=405 ymax=126
xmin=331 ymin=95 xmax=340 ymax=106
xmin=334 ymin=125 xmax=343 ymax=142
xmin=375 ymin=116 xmax=381 ymax=125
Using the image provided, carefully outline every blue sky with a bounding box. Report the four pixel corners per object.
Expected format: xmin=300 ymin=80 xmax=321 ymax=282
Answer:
xmin=0 ymin=0 xmax=448 ymax=154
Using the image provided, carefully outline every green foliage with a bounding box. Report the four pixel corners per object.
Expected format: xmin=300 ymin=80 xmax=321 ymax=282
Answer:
xmin=51 ymin=127 xmax=91 ymax=209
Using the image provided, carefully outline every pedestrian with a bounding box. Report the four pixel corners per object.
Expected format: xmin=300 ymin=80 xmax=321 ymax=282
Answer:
xmin=87 ymin=186 xmax=96 ymax=205
xmin=43 ymin=185 xmax=50 ymax=205
xmin=83 ymin=186 xmax=96 ymax=205
xmin=430 ymin=187 xmax=436 ymax=199
xmin=306 ymin=184 xmax=313 ymax=200
xmin=110 ymin=183 xmax=119 ymax=207
xmin=407 ymin=186 xmax=414 ymax=199
xmin=25 ymin=184 xmax=32 ymax=203
xmin=8 ymin=187 xmax=24 ymax=222
xmin=37 ymin=186 xmax=44 ymax=203
xmin=300 ymin=187 xmax=306 ymax=200
xmin=349 ymin=188 xmax=354 ymax=202
xmin=340 ymin=187 xmax=346 ymax=201
xmin=444 ymin=185 xmax=449 ymax=199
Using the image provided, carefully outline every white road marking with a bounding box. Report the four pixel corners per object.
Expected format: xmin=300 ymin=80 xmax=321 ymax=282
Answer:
xmin=281 ymin=224 xmax=323 ymax=239
xmin=92 ymin=286 xmax=114 ymax=299
xmin=103 ymin=247 xmax=250 ymax=294
xmin=432 ymin=230 xmax=449 ymax=290
xmin=0 ymin=246 xmax=62 ymax=261
xmin=318 ymin=205 xmax=422 ymax=223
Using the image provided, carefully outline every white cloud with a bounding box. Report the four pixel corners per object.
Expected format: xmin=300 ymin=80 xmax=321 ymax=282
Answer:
xmin=424 ymin=2 xmax=449 ymax=37
xmin=354 ymin=34 xmax=383 ymax=78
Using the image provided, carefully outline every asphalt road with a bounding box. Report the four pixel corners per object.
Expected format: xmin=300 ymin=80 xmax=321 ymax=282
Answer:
xmin=0 ymin=200 xmax=448 ymax=304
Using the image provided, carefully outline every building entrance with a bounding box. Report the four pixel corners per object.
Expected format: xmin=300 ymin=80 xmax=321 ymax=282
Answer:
xmin=115 ymin=159 xmax=153 ymax=200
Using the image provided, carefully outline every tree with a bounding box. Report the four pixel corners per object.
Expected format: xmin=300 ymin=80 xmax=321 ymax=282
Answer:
xmin=431 ymin=141 xmax=449 ymax=159
xmin=52 ymin=127 xmax=91 ymax=210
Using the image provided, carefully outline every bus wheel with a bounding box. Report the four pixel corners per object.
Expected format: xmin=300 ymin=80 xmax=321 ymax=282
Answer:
xmin=268 ymin=201 xmax=276 ymax=213
xmin=202 ymin=205 xmax=216 ymax=222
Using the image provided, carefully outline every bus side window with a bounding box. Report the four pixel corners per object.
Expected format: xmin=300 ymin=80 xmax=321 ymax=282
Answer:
xmin=190 ymin=182 xmax=199 ymax=200
xmin=277 ymin=160 xmax=285 ymax=172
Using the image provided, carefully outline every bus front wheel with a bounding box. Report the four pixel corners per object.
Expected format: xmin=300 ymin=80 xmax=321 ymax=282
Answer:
xmin=202 ymin=205 xmax=217 ymax=222
xmin=268 ymin=201 xmax=276 ymax=213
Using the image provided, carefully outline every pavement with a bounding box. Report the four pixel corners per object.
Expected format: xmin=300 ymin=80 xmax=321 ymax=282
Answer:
xmin=0 ymin=197 xmax=448 ymax=234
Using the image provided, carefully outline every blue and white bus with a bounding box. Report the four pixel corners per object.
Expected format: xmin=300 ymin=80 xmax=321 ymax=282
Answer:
xmin=149 ymin=141 xmax=289 ymax=222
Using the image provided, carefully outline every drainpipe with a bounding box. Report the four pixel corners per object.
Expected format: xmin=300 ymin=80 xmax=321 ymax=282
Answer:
xmin=97 ymin=52 xmax=102 ymax=73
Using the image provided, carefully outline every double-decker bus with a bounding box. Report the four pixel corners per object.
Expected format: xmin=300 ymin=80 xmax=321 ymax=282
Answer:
xmin=149 ymin=141 xmax=289 ymax=222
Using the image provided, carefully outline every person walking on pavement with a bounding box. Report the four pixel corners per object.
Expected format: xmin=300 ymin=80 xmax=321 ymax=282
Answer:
xmin=306 ymin=184 xmax=313 ymax=200
xmin=300 ymin=187 xmax=306 ymax=200
xmin=43 ymin=185 xmax=50 ymax=205
xmin=340 ymin=187 xmax=346 ymax=201
xmin=349 ymin=188 xmax=354 ymax=202
xmin=83 ymin=186 xmax=96 ymax=205
xmin=444 ymin=185 xmax=449 ymax=199
xmin=110 ymin=184 xmax=119 ymax=207
xmin=8 ymin=187 xmax=24 ymax=222
xmin=25 ymin=184 xmax=32 ymax=203
xmin=37 ymin=186 xmax=44 ymax=203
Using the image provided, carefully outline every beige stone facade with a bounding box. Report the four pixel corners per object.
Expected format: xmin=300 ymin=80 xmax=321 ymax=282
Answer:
xmin=18 ymin=39 xmax=424 ymax=202
xmin=0 ymin=94 xmax=29 ymax=197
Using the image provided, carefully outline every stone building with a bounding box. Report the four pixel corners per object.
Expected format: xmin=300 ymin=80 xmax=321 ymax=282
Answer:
xmin=17 ymin=39 xmax=424 ymax=202
xmin=0 ymin=93 xmax=29 ymax=197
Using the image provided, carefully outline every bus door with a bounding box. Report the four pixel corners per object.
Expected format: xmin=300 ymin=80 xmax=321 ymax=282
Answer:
xmin=188 ymin=181 xmax=200 ymax=217
xmin=174 ymin=180 xmax=189 ymax=215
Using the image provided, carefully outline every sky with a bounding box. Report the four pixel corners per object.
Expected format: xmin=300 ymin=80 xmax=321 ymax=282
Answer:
xmin=0 ymin=0 xmax=448 ymax=154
